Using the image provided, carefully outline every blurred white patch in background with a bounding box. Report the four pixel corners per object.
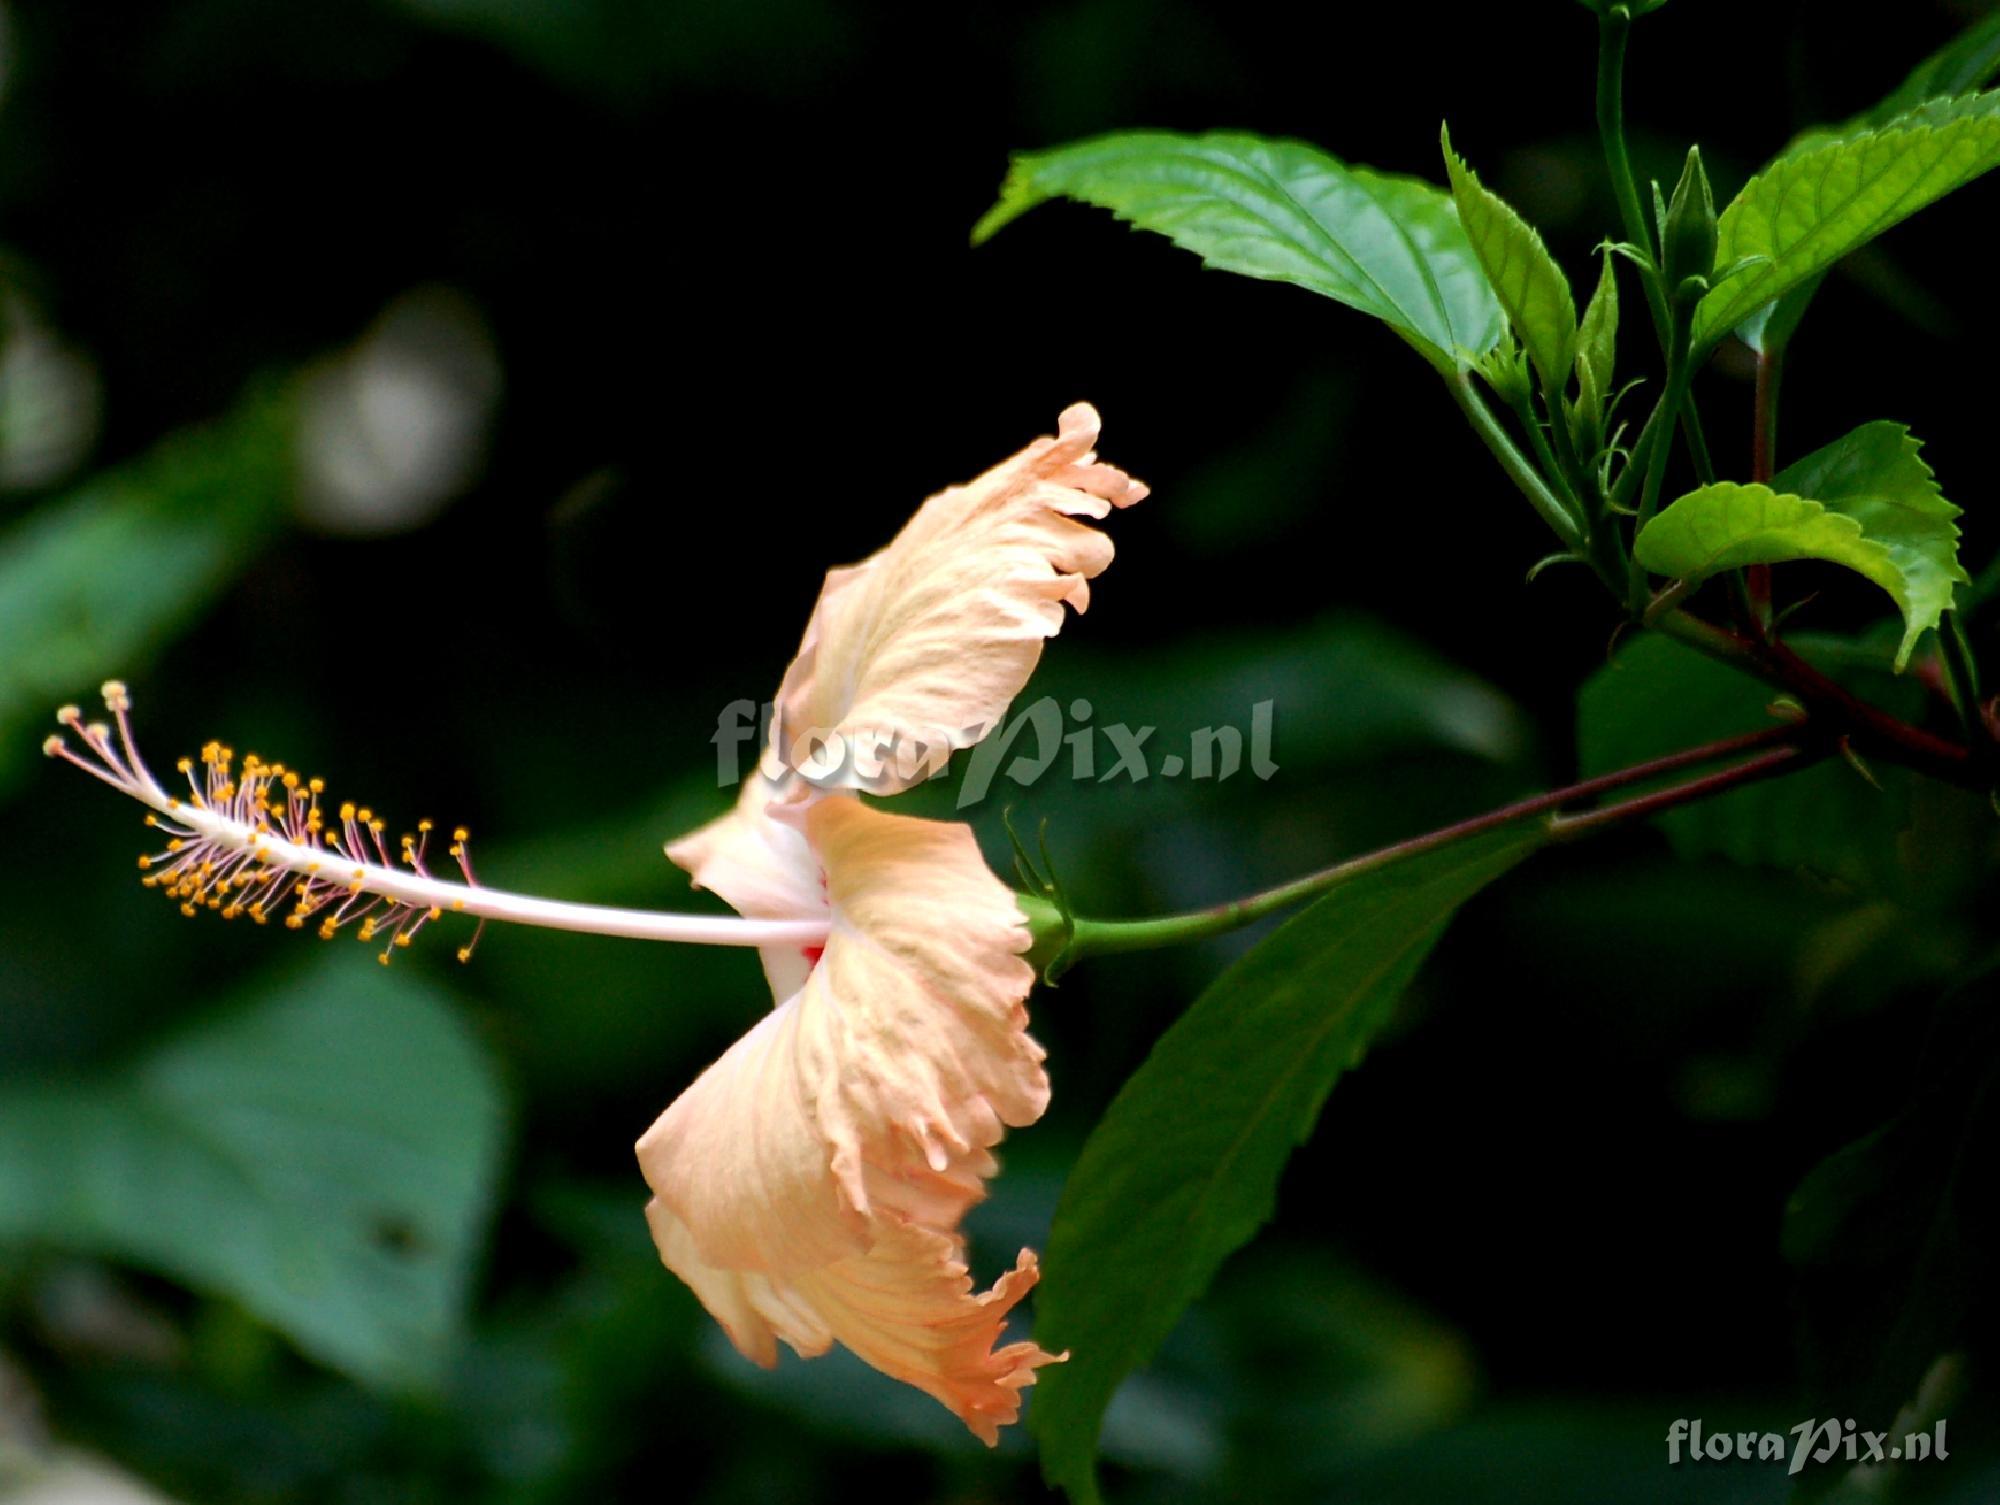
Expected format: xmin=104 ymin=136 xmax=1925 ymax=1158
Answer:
xmin=2 ymin=1341 xmax=175 ymax=1503
xmin=0 ymin=293 xmax=102 ymax=494
xmin=0 ymin=1456 xmax=178 ymax=1505
xmin=297 ymin=287 xmax=501 ymax=535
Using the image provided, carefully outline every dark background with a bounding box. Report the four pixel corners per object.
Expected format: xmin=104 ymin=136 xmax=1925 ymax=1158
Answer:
xmin=3 ymin=1 xmax=1998 ymax=1500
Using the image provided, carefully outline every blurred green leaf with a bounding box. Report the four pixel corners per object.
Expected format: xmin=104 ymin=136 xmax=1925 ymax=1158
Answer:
xmin=389 ymin=0 xmax=853 ymax=102
xmin=1833 ymin=10 xmax=2000 ymax=137
xmin=1783 ymin=974 xmax=2000 ymax=1448
xmin=1441 ymin=126 xmax=1576 ymax=391
xmin=1030 ymin=828 xmax=1537 ymax=1503
xmin=0 ymin=954 xmax=504 ymax=1393
xmin=1696 ymin=90 xmax=2000 ymax=349
xmin=1022 ymin=612 xmax=1533 ymax=773
xmin=1634 ymin=422 xmax=1968 ymax=668
xmin=1208 ymin=1249 xmax=1476 ymax=1491
xmin=974 ymin=131 xmax=1503 ymax=373
xmin=0 ymin=384 xmax=296 ymax=800
xmin=1319 ymin=1399 xmax=1792 ymax=1504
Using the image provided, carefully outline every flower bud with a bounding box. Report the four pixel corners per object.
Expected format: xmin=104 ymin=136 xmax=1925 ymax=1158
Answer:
xmin=1573 ymin=0 xmax=1670 ymax=16
xmin=1659 ymin=146 xmax=1717 ymax=290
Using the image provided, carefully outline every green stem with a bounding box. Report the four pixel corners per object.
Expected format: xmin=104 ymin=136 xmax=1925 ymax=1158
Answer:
xmin=1627 ymin=310 xmax=1693 ymax=608
xmin=1752 ymin=346 xmax=1778 ymax=484
xmin=1541 ymin=376 xmax=1599 ymax=519
xmin=1447 ymin=372 xmax=1583 ymax=551
xmin=1545 ymin=743 xmax=1806 ymax=839
xmin=1611 ymin=397 xmax=1665 ymax=514
xmin=1596 ymin=6 xmax=1671 ymax=347
xmin=1057 ymin=724 xmax=1808 ymax=958
xmin=1654 ymin=607 xmax=1978 ymax=786
xmin=1510 ymin=385 xmax=1587 ymax=523
xmin=1743 ymin=348 xmax=1777 ymax=630
xmin=1680 ymin=399 xmax=1716 ymax=486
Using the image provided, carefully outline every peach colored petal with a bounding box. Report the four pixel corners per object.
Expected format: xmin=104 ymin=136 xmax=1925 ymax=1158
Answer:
xmin=646 ymin=1199 xmax=1062 ymax=1445
xmin=666 ymin=774 xmax=825 ymax=999
xmin=639 ymin=797 xmax=1055 ymax=1435
xmin=640 ymin=796 xmax=1047 ymax=1266
xmin=773 ymin=403 xmax=1146 ymax=793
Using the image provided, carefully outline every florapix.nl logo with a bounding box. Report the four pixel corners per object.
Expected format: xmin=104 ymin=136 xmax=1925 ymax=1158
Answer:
xmin=711 ymin=696 xmax=1278 ymax=808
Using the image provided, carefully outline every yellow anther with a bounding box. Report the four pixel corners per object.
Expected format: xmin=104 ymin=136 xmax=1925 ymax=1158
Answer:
xmin=453 ymin=827 xmax=469 ymax=843
xmin=378 ymin=952 xmax=392 ymax=966
xmin=357 ymin=808 xmax=373 ymax=824
xmin=394 ymin=933 xmax=412 ymax=948
xmin=339 ymin=802 xmax=356 ymax=821
xmin=319 ymin=920 xmax=338 ymax=940
xmin=426 ymin=907 xmax=441 ymax=922
xmin=309 ymin=778 xmax=325 ymax=794
xmin=282 ymin=771 xmax=300 ymax=789
xmin=418 ymin=819 xmax=433 ymax=833
xmin=101 ymin=680 xmax=129 ymax=710
xmin=180 ymin=903 xmax=197 ymax=918
xmin=358 ymin=920 xmax=377 ymax=941
xmin=42 ymin=736 xmax=64 ymax=757
xmin=285 ymin=914 xmax=304 ymax=930
xmin=137 ymin=855 xmax=152 ymax=870
xmin=450 ymin=899 xmax=465 ymax=912
xmin=455 ymin=947 xmax=472 ymax=964
xmin=57 ymin=705 xmax=82 ymax=726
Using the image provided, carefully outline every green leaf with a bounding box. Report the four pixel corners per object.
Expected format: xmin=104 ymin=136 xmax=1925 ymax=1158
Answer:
xmin=1695 ymin=90 xmax=2000 ymax=349
xmin=0 ymin=955 xmax=506 ymax=1392
xmin=1029 ymin=828 xmax=1539 ymax=1503
xmin=0 ymin=382 xmax=297 ymax=800
xmin=1772 ymin=420 xmax=1967 ymax=661
xmin=1574 ymin=249 xmax=1618 ymax=397
xmin=974 ymin=131 xmax=1503 ymax=373
xmin=1569 ymin=251 xmax=1620 ymax=451
xmin=1730 ymin=12 xmax=2000 ymax=356
xmin=1439 ymin=126 xmax=1575 ymax=391
xmin=1635 ymin=484 xmax=1908 ymax=642
xmin=1635 ymin=421 xmax=1968 ymax=669
xmin=1731 ymin=270 xmax=1821 ymax=358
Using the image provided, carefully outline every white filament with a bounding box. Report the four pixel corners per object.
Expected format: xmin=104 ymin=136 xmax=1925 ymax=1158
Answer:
xmin=50 ymin=685 xmax=830 ymax=951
